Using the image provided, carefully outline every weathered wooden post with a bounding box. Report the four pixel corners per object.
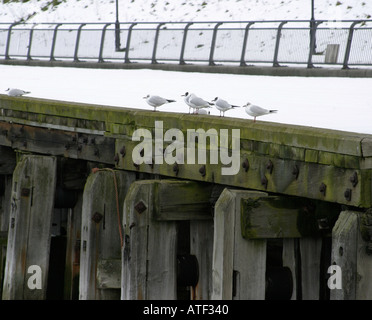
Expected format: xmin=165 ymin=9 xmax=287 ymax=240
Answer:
xmin=331 ymin=210 xmax=372 ymax=300
xmin=2 ymin=155 xmax=57 ymax=300
xmin=122 ymin=180 xmax=215 ymax=300
xmin=64 ymin=191 xmax=83 ymax=300
xmin=79 ymin=169 xmax=135 ymax=300
xmin=212 ymin=189 xmax=268 ymax=300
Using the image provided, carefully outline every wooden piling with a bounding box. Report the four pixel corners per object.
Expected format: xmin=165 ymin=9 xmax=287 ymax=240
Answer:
xmin=2 ymin=155 xmax=57 ymax=300
xmin=79 ymin=169 xmax=135 ymax=300
xmin=122 ymin=180 xmax=216 ymax=300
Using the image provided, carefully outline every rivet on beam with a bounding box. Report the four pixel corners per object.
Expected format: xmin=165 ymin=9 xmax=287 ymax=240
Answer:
xmin=242 ymin=158 xmax=249 ymax=172
xmin=266 ymin=160 xmax=273 ymax=174
xmin=173 ymin=162 xmax=179 ymax=176
xmin=120 ymin=146 xmax=126 ymax=157
xmin=319 ymin=183 xmax=326 ymax=196
xmin=350 ymin=171 xmax=358 ymax=187
xmin=344 ymin=188 xmax=352 ymax=201
xmin=199 ymin=165 xmax=206 ymax=177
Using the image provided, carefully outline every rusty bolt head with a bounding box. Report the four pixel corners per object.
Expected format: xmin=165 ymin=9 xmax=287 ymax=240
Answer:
xmin=242 ymin=158 xmax=249 ymax=172
xmin=134 ymin=201 xmax=147 ymax=214
xmin=319 ymin=183 xmax=326 ymax=196
xmin=266 ymin=160 xmax=273 ymax=174
xmin=317 ymin=217 xmax=329 ymax=230
xmin=199 ymin=165 xmax=206 ymax=177
xmin=173 ymin=162 xmax=179 ymax=175
xmin=344 ymin=188 xmax=352 ymax=201
xmin=120 ymin=146 xmax=126 ymax=157
xmin=92 ymin=212 xmax=103 ymax=223
xmin=350 ymin=172 xmax=358 ymax=188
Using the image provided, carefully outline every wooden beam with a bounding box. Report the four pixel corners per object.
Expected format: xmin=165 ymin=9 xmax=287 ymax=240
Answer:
xmin=2 ymin=155 xmax=57 ymax=300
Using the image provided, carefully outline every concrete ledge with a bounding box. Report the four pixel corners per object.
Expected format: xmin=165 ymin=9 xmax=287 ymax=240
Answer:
xmin=1 ymin=58 xmax=372 ymax=78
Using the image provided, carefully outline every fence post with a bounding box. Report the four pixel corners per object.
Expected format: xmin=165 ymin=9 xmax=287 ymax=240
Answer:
xmin=179 ymin=22 xmax=193 ymax=65
xmin=98 ymin=23 xmax=111 ymax=63
xmin=124 ymin=23 xmax=137 ymax=63
xmin=50 ymin=23 xmax=62 ymax=61
xmin=151 ymin=22 xmax=165 ymax=64
xmin=5 ymin=22 xmax=18 ymax=60
xmin=307 ymin=20 xmax=323 ymax=68
xmin=240 ymin=22 xmax=255 ymax=67
xmin=73 ymin=23 xmax=86 ymax=62
xmin=209 ymin=22 xmax=223 ymax=66
xmin=342 ymin=21 xmax=364 ymax=69
xmin=26 ymin=24 xmax=35 ymax=61
xmin=273 ymin=21 xmax=287 ymax=67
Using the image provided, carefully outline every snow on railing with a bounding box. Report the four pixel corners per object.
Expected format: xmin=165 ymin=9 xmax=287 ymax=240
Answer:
xmin=0 ymin=20 xmax=371 ymax=68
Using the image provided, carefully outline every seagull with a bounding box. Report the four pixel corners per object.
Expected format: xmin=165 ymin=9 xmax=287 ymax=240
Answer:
xmin=181 ymin=92 xmax=194 ymax=114
xmin=6 ymin=88 xmax=31 ymax=97
xmin=143 ymin=94 xmax=176 ymax=112
xmin=244 ymin=102 xmax=277 ymax=122
xmin=182 ymin=92 xmax=213 ymax=114
xmin=211 ymin=97 xmax=240 ymax=117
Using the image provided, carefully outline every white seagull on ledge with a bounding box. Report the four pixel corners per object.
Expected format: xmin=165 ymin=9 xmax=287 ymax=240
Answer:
xmin=6 ymin=88 xmax=31 ymax=97
xmin=244 ymin=102 xmax=277 ymax=122
xmin=143 ymin=94 xmax=176 ymax=112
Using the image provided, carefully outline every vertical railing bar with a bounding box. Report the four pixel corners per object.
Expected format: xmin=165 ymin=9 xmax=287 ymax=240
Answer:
xmin=240 ymin=22 xmax=255 ymax=67
xmin=124 ymin=23 xmax=137 ymax=63
xmin=50 ymin=23 xmax=62 ymax=61
xmin=179 ymin=22 xmax=194 ymax=65
xmin=307 ymin=20 xmax=323 ymax=68
xmin=273 ymin=21 xmax=288 ymax=67
xmin=342 ymin=20 xmax=364 ymax=69
xmin=26 ymin=24 xmax=36 ymax=61
xmin=152 ymin=22 xmax=165 ymax=64
xmin=98 ymin=23 xmax=111 ymax=63
xmin=209 ymin=22 xmax=223 ymax=66
xmin=5 ymin=22 xmax=18 ymax=60
xmin=74 ymin=23 xmax=86 ymax=62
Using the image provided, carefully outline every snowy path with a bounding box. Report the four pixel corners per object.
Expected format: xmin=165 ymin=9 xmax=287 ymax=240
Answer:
xmin=1 ymin=64 xmax=371 ymax=135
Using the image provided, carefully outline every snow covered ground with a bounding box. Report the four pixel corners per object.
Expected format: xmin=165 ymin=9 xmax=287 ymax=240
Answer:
xmin=1 ymin=64 xmax=371 ymax=135
xmin=0 ymin=0 xmax=371 ymax=23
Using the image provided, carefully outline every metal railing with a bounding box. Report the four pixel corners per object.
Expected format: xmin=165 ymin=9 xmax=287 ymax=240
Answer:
xmin=1 ymin=20 xmax=372 ymax=68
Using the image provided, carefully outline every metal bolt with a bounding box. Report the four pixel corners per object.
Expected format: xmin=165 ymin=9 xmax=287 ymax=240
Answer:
xmin=199 ymin=165 xmax=206 ymax=177
xmin=317 ymin=217 xmax=329 ymax=230
xmin=344 ymin=188 xmax=352 ymax=201
xmin=242 ymin=158 xmax=249 ymax=172
xmin=173 ymin=162 xmax=179 ymax=175
xmin=92 ymin=211 xmax=103 ymax=223
xmin=120 ymin=146 xmax=126 ymax=157
xmin=350 ymin=171 xmax=358 ymax=187
xmin=134 ymin=201 xmax=147 ymax=214
xmin=266 ymin=160 xmax=273 ymax=174
xmin=319 ymin=183 xmax=326 ymax=196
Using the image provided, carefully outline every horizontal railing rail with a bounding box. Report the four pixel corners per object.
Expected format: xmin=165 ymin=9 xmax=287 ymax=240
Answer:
xmin=0 ymin=20 xmax=371 ymax=68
